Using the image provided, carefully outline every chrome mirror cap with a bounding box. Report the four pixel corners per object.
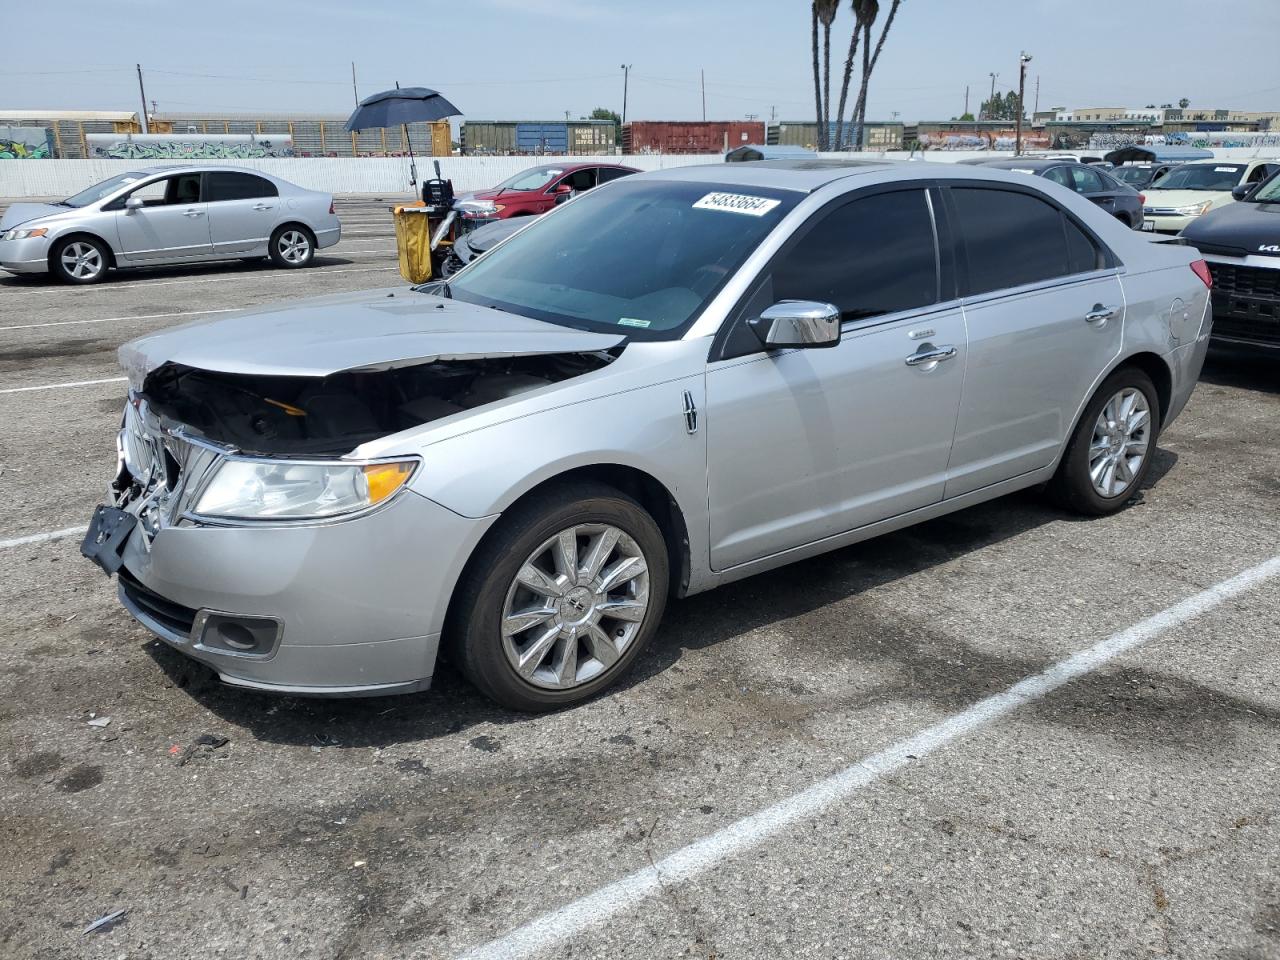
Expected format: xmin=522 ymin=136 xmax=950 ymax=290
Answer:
xmin=749 ymin=300 xmax=842 ymax=349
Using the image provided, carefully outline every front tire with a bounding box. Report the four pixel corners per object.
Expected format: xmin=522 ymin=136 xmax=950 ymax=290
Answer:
xmin=51 ymin=236 xmax=109 ymax=284
xmin=269 ymin=225 xmax=315 ymax=268
xmin=449 ymin=482 xmax=669 ymax=711
xmin=1049 ymin=367 xmax=1160 ymax=515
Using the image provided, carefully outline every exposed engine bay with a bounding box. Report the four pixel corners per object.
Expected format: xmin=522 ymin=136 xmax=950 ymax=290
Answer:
xmin=141 ymin=350 xmax=617 ymax=456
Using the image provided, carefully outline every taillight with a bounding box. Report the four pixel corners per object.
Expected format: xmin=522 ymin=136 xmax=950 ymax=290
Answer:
xmin=328 ymin=200 xmax=335 ymax=215
xmin=1190 ymin=259 xmax=1213 ymax=289
xmin=1138 ymin=193 xmax=1146 ymax=205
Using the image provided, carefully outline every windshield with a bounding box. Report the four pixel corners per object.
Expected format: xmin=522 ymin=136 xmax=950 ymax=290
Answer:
xmin=1252 ymin=171 xmax=1280 ymax=203
xmin=491 ymin=166 xmax=564 ymax=192
xmin=63 ymin=172 xmax=147 ymax=208
xmin=1113 ymin=166 xmax=1151 ymax=186
xmin=446 ymin=179 xmax=800 ymax=340
xmin=1150 ymin=164 xmax=1245 ymax=192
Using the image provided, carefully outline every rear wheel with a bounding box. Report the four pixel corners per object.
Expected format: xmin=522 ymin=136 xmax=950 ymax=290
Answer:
xmin=1049 ymin=367 xmax=1160 ymax=515
xmin=449 ymin=482 xmax=669 ymax=711
xmin=51 ymin=236 xmax=109 ymax=284
xmin=268 ymin=225 xmax=315 ymax=268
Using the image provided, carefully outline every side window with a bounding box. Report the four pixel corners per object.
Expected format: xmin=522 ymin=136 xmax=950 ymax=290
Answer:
xmin=768 ymin=189 xmax=939 ymax=322
xmin=951 ymin=187 xmax=1076 ymax=294
xmin=166 ymin=173 xmax=203 ymax=205
xmin=1247 ymin=164 xmax=1271 ymax=184
xmin=596 ymin=167 xmax=633 ymax=184
xmin=125 ymin=178 xmax=171 ymax=207
xmin=1069 ymin=166 xmax=1105 ymax=194
xmin=1043 ymin=167 xmax=1073 ymax=188
xmin=559 ymin=169 xmax=597 ymax=192
xmin=206 ymin=172 xmax=277 ymax=202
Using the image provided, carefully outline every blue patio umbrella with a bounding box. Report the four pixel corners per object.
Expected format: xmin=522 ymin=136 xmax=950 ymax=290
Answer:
xmin=344 ymin=85 xmax=462 ymax=187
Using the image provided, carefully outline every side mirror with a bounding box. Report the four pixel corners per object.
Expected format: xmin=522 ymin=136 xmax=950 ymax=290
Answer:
xmin=748 ymin=300 xmax=841 ymax=349
xmin=554 ymin=186 xmax=575 ymax=205
xmin=124 ymin=196 xmax=144 ymax=211
xmin=554 ymin=183 xmax=574 ymax=195
xmin=1231 ymin=185 xmax=1252 ymax=201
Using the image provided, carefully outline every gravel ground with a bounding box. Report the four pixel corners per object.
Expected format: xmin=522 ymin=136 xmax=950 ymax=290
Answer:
xmin=1 ymin=197 xmax=1278 ymax=959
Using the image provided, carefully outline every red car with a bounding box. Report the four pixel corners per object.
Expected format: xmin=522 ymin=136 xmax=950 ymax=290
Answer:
xmin=459 ymin=162 xmax=639 ymax=220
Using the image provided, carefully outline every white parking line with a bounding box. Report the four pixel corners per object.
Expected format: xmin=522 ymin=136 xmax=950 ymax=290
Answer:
xmin=0 ymin=263 xmax=397 ymax=296
xmin=455 ymin=553 xmax=1280 ymax=960
xmin=2 ymin=308 xmax=238 ymax=332
xmin=0 ymin=377 xmax=127 ymax=395
xmin=0 ymin=526 xmax=87 ymax=550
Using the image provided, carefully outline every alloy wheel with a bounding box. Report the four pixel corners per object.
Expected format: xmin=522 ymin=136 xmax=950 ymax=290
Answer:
xmin=1088 ymin=387 xmax=1151 ymax=498
xmin=500 ymin=523 xmax=651 ymax=690
xmin=61 ymin=242 xmax=103 ymax=280
xmin=277 ymin=230 xmax=310 ymax=264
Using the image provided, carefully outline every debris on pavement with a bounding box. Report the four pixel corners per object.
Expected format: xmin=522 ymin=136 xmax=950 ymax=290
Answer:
xmin=82 ymin=908 xmax=127 ymax=935
xmin=86 ymin=716 xmax=111 ymax=728
xmin=175 ymin=734 xmax=231 ymax=767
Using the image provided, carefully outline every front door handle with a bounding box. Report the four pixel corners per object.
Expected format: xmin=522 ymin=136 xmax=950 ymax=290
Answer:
xmin=1085 ymin=304 xmax=1118 ymax=323
xmin=183 ymin=209 xmax=205 ymax=217
xmin=904 ymin=345 xmax=957 ymax=367
xmin=252 ymin=203 xmax=274 ymax=211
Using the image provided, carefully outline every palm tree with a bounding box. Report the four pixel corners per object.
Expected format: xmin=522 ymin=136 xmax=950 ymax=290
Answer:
xmin=850 ymin=0 xmax=902 ymax=150
xmin=832 ymin=1 xmax=865 ymax=151
xmin=812 ymin=0 xmax=840 ymax=149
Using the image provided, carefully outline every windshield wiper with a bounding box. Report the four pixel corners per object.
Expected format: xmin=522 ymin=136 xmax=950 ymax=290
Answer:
xmin=411 ymin=280 xmax=451 ymax=297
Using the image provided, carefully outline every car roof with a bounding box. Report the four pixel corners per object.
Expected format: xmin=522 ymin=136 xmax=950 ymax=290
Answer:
xmin=122 ymin=164 xmax=286 ymax=178
xmin=973 ymin=158 xmax=1066 ymax=172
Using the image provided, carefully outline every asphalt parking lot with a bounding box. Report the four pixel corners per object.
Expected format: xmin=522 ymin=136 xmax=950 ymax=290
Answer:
xmin=1 ymin=197 xmax=1278 ymax=960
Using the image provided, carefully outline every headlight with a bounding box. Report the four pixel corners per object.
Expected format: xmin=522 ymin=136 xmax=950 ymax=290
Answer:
xmin=455 ymin=200 xmax=502 ymax=219
xmin=1176 ymin=201 xmax=1213 ymax=216
xmin=1 ymin=227 xmax=48 ymax=241
xmin=194 ymin=458 xmax=417 ymax=520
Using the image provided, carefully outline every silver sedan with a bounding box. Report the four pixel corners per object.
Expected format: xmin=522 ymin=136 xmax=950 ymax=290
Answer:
xmin=84 ymin=160 xmax=1211 ymax=709
xmin=0 ymin=165 xmax=340 ymax=283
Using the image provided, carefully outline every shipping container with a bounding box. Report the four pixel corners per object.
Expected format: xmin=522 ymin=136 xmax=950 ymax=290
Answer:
xmin=461 ymin=120 xmax=615 ymax=156
xmin=623 ymin=121 xmax=766 ymax=154
xmin=152 ymin=115 xmax=451 ymax=158
xmin=769 ymin=120 xmax=903 ymax=151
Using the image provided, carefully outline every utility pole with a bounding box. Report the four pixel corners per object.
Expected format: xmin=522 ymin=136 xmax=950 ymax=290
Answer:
xmin=620 ymin=64 xmax=632 ymax=128
xmin=964 ymin=85 xmax=969 ymax=118
xmin=351 ymin=62 xmax=359 ymax=107
xmin=701 ymin=69 xmax=706 ymax=122
xmin=135 ymin=63 xmax=150 ymax=134
xmin=1016 ymin=52 xmax=1032 ymax=155
xmin=985 ymin=72 xmax=998 ymax=121
xmin=1034 ymin=75 xmax=1040 ymax=114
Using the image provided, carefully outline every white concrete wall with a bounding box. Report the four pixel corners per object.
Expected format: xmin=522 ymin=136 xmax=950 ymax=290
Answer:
xmin=2 ymin=147 xmax=1273 ymax=198
xmin=0 ymin=154 xmax=724 ymax=198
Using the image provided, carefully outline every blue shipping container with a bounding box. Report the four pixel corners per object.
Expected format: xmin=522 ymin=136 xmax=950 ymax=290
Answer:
xmin=515 ymin=122 xmax=569 ymax=152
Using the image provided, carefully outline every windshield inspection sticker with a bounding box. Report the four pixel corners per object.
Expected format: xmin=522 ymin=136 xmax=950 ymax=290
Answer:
xmin=618 ymin=317 xmax=652 ymax=328
xmin=693 ymin=192 xmax=782 ymax=216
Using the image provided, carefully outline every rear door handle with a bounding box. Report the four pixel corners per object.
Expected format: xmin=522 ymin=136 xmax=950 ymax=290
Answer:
xmin=183 ymin=209 xmax=204 ymax=217
xmin=1085 ymin=305 xmax=1118 ymax=323
xmin=252 ymin=203 xmax=274 ymax=211
xmin=904 ymin=345 xmax=957 ymax=366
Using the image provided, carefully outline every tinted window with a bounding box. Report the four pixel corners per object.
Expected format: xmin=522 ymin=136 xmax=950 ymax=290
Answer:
xmin=206 ymin=172 xmax=277 ymax=202
xmin=1043 ymin=167 xmax=1073 ymax=188
xmin=768 ymin=190 xmax=939 ymax=321
xmin=559 ymin=168 xmax=596 ymax=192
xmin=596 ymin=167 xmax=633 ymax=183
xmin=1065 ymin=218 xmax=1103 ymax=274
xmin=952 ymin=187 xmax=1075 ymax=294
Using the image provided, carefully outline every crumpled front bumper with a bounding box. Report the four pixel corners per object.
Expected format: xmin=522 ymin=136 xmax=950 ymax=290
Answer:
xmin=115 ymin=489 xmax=495 ymax=697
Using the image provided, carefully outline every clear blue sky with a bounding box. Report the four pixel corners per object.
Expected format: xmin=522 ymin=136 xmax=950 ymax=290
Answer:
xmin=4 ymin=0 xmax=1278 ymax=122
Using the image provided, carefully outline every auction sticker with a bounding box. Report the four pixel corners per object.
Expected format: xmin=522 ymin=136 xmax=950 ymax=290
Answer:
xmin=693 ymin=192 xmax=782 ymax=216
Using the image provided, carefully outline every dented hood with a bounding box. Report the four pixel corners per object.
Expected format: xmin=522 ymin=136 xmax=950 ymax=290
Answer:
xmin=119 ymin=286 xmax=626 ymax=383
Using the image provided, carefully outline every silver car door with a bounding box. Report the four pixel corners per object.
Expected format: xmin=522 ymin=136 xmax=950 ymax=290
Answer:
xmin=205 ymin=171 xmax=280 ymax=255
xmin=943 ymin=184 xmax=1124 ymax=498
xmin=113 ymin=173 xmax=212 ymax=263
xmin=705 ymin=187 xmax=967 ymax=571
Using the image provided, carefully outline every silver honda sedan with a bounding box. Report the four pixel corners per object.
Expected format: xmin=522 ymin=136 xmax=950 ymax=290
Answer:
xmin=0 ymin=166 xmax=340 ymax=283
xmin=83 ymin=160 xmax=1211 ymax=709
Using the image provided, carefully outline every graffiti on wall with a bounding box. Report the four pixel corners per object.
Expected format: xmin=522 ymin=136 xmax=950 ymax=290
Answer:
xmin=917 ymin=132 xmax=1049 ymax=151
xmin=0 ymin=126 xmax=54 ymax=159
xmin=85 ymin=133 xmax=294 ymax=160
xmin=1082 ymin=131 xmax=1280 ymax=151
